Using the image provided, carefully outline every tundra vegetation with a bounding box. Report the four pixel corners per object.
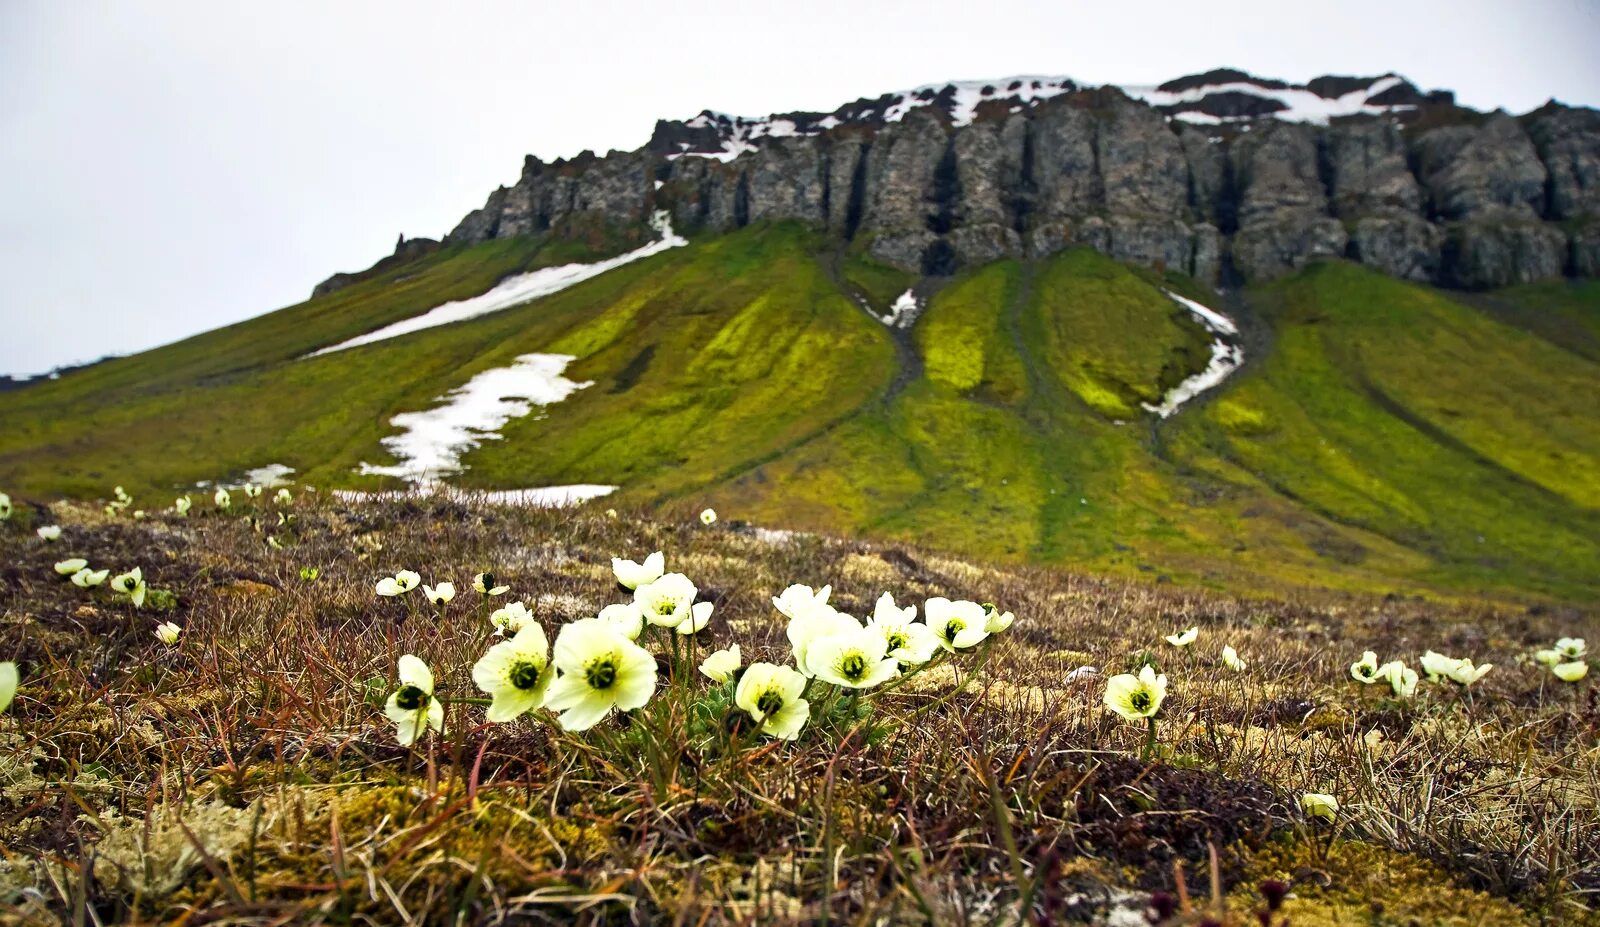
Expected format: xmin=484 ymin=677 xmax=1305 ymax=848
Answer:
xmin=0 ymin=490 xmax=1595 ymax=925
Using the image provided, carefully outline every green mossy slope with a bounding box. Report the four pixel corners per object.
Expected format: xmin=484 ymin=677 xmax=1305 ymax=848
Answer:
xmin=2 ymin=227 xmax=1596 ymax=602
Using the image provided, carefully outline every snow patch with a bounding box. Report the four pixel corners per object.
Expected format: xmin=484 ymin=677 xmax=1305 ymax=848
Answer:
xmin=311 ymin=212 xmax=686 ymax=356
xmin=358 ymin=353 xmax=593 ymax=483
xmin=1143 ymin=292 xmax=1244 ymax=419
xmin=1124 ymin=75 xmax=1412 ymax=126
xmin=334 ymin=484 xmax=617 ymax=508
xmin=242 ymin=464 xmax=296 ymax=487
xmin=882 ymin=289 xmax=922 ymax=329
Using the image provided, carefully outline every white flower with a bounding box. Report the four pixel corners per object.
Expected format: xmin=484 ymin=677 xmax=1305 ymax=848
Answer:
xmin=132 ymin=510 xmax=146 ymax=520
xmin=0 ymin=661 xmax=14 ymax=712
xmin=700 ymin=508 xmax=717 ymax=525
xmin=1103 ymin=665 xmax=1167 ymax=721
xmin=243 ymin=483 xmax=262 ymax=498
xmin=490 ymin=601 xmax=536 ymax=636
xmin=1165 ymin=627 xmax=1198 ymax=647
xmin=1379 ymin=660 xmax=1418 ymax=698
xmin=786 ymin=604 xmax=861 ymax=676
xmin=274 ymin=488 xmax=293 ymax=505
xmin=735 ymin=662 xmax=810 ymax=740
xmin=214 ymin=487 xmax=232 ymax=509
xmin=110 ymin=568 xmax=147 ymax=608
xmin=699 ymin=644 xmax=742 ymax=683
xmin=154 ymin=621 xmax=181 ymax=646
xmin=1221 ymin=645 xmax=1246 ymax=672
xmin=611 ymin=552 xmax=664 ymax=590
xmin=772 ymin=583 xmax=831 ymax=620
xmin=1421 ymin=651 xmax=1492 ymax=686
xmin=472 ymin=624 xmax=553 ymax=722
xmin=1535 ymin=648 xmax=1564 ymax=667
xmin=55 ymin=558 xmax=88 ymax=576
xmin=924 ymin=598 xmax=990 ymax=652
xmin=598 ymin=602 xmax=645 ymax=640
xmin=1351 ymin=650 xmax=1382 ymax=684
xmin=605 ymin=508 xmax=618 ymax=519
xmin=634 ymin=572 xmax=698 ymax=628
xmin=1446 ymin=658 xmax=1493 ymax=686
xmin=983 ymin=604 xmax=1015 ymax=633
xmin=1554 ymin=661 xmax=1590 ymax=682
xmin=173 ymin=496 xmax=192 ymax=516
xmin=423 ymin=582 xmax=456 ymax=607
xmin=805 ymin=625 xmax=899 ymax=689
xmin=674 ymin=600 xmax=714 ymax=636
xmin=384 ymin=654 xmax=444 ymax=746
xmin=1419 ymin=650 xmax=1461 ymax=681
xmin=113 ymin=486 xmax=131 ymax=505
xmin=1301 ymin=792 xmax=1339 ymax=822
xmin=868 ymin=593 xmax=938 ymax=665
xmin=1556 ymin=637 xmax=1587 ymax=660
xmin=473 ymin=572 xmax=510 ymax=596
xmin=72 ymin=567 xmax=109 ymax=588
xmin=36 ymin=526 xmax=61 ymax=542
xmin=375 ymin=570 xmax=421 ymax=597
xmin=267 ymin=535 xmax=284 ymax=551
xmin=544 ymin=618 xmax=657 ymax=731
xmin=0 ymin=492 xmax=10 ymax=521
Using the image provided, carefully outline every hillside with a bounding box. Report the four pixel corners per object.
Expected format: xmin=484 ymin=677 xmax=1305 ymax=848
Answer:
xmin=2 ymin=215 xmax=1597 ymax=602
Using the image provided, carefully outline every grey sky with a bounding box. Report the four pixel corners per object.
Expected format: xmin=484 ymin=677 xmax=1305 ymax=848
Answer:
xmin=3 ymin=0 xmax=1597 ymax=377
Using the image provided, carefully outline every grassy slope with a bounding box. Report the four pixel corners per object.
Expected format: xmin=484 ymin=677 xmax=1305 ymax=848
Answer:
xmin=2 ymin=226 xmax=1597 ymax=601
xmin=0 ymin=234 xmax=615 ymax=497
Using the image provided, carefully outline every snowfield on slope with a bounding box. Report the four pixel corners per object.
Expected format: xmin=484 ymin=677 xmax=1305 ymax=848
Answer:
xmin=1143 ymin=291 xmax=1244 ymax=418
xmin=312 ymin=212 xmax=685 ymax=356
xmin=358 ymin=353 xmax=595 ymax=484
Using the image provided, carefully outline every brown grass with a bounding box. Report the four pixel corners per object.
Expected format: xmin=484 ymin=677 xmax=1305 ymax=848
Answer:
xmin=0 ymin=492 xmax=1596 ymax=925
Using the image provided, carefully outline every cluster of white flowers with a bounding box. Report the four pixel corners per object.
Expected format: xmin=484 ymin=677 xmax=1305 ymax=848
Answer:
xmin=1350 ymin=650 xmax=1421 ymax=697
xmin=378 ymin=551 xmax=1018 ymax=746
xmin=1534 ymin=637 xmax=1588 ymax=682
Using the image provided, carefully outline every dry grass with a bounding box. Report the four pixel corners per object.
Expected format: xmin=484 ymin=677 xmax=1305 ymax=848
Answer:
xmin=0 ymin=493 xmax=1597 ymax=925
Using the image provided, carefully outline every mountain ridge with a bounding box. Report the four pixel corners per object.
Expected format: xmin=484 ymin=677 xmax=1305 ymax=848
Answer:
xmin=399 ymin=68 xmax=1598 ymax=297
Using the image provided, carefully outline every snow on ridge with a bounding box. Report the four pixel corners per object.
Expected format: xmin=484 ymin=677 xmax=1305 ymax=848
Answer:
xmin=671 ymin=75 xmax=1080 ymax=161
xmin=358 ymin=353 xmax=593 ymax=484
xmin=1143 ymin=292 xmax=1244 ymax=419
xmin=669 ymin=72 xmax=1420 ymax=163
xmin=1124 ymin=75 xmax=1412 ymax=126
xmin=310 ymin=211 xmax=686 ymax=356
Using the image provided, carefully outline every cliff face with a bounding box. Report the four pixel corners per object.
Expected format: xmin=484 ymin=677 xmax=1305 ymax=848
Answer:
xmin=443 ymin=72 xmax=1600 ymax=289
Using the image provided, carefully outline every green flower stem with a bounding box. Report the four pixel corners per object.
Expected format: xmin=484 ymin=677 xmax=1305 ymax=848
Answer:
xmin=906 ymin=640 xmax=994 ymax=724
xmin=1141 ymin=716 xmax=1158 ymax=762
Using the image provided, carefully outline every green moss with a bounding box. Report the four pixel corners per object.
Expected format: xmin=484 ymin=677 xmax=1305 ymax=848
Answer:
xmin=1233 ymin=838 xmax=1550 ymax=926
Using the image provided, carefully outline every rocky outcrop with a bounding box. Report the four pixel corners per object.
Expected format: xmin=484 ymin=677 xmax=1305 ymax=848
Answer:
xmin=437 ymin=71 xmax=1600 ymax=291
xmin=311 ymin=235 xmax=441 ymax=299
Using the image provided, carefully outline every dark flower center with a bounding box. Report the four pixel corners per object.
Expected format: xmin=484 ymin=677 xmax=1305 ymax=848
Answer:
xmin=395 ymin=685 xmax=428 ymax=710
xmin=886 ymin=632 xmax=908 ymax=652
xmin=1130 ymin=690 xmax=1151 ymax=713
xmin=944 ymin=620 xmax=965 ymax=642
xmin=509 ymin=661 xmax=541 ymax=691
xmin=481 ymin=572 xmax=496 ymax=590
xmin=586 ymin=659 xmax=618 ymax=690
xmin=756 ymin=690 xmax=784 ymax=716
xmin=840 ymin=654 xmax=867 ymax=680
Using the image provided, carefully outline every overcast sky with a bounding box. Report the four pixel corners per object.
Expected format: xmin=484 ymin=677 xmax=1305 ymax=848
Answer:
xmin=3 ymin=0 xmax=1598 ymax=377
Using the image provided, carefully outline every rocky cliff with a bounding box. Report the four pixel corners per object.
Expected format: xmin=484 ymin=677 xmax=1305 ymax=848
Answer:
xmin=442 ymin=70 xmax=1600 ymax=289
